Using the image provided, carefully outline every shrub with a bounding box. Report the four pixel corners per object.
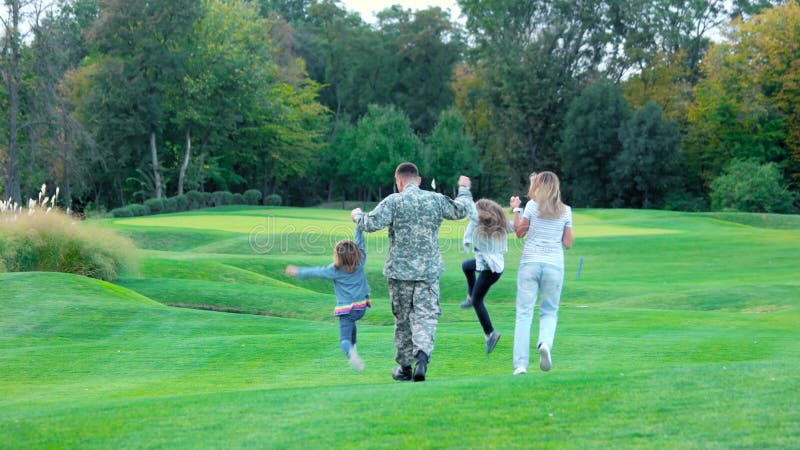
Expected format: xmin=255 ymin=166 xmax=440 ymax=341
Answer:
xmin=111 ymin=204 xmax=149 ymax=217
xmin=212 ymin=191 xmax=234 ymax=207
xmin=163 ymin=197 xmax=178 ymax=213
xmin=111 ymin=206 xmax=134 ymax=218
xmin=130 ymin=204 xmax=150 ymax=216
xmin=243 ymin=189 xmax=262 ymax=205
xmin=264 ymin=193 xmax=282 ymax=206
xmin=710 ymin=159 xmax=796 ymax=213
xmin=185 ymin=190 xmax=205 ymax=209
xmin=144 ymin=198 xmax=165 ymax=214
xmin=173 ymin=194 xmax=189 ymax=212
xmin=0 ymin=211 xmax=138 ymax=281
xmin=201 ymin=191 xmax=212 ymax=207
xmin=232 ymin=193 xmax=245 ymax=205
xmin=663 ymin=191 xmax=709 ymax=212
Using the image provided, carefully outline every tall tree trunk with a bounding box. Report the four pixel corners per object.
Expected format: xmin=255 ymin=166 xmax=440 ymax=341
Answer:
xmin=198 ymin=152 xmax=205 ymax=192
xmin=178 ymin=121 xmax=192 ymax=195
xmin=150 ymin=130 xmax=162 ymax=198
xmin=59 ymin=107 xmax=72 ymax=210
xmin=1 ymin=0 xmax=22 ymax=203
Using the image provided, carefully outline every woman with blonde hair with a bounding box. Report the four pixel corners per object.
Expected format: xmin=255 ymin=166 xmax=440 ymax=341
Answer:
xmin=509 ymin=171 xmax=574 ymax=374
xmin=460 ymin=198 xmax=515 ymax=354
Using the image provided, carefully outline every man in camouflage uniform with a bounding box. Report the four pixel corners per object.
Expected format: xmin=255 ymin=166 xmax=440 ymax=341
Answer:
xmin=351 ymin=162 xmax=472 ymax=382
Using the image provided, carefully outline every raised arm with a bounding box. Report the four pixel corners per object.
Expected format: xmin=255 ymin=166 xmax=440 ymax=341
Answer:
xmin=442 ymin=176 xmax=473 ymax=220
xmin=510 ymin=196 xmax=529 ymax=238
xmin=462 ymin=199 xmax=478 ymax=251
xmin=354 ymin=224 xmax=367 ymax=264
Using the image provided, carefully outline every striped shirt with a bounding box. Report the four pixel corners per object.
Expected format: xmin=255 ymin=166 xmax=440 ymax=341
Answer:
xmin=519 ymin=200 xmax=573 ymax=269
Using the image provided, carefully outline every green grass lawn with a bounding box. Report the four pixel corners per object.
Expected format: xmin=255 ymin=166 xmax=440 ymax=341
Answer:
xmin=1 ymin=206 xmax=798 ymax=448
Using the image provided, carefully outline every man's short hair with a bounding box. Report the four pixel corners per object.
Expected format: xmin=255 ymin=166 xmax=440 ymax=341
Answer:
xmin=395 ymin=162 xmax=419 ymax=179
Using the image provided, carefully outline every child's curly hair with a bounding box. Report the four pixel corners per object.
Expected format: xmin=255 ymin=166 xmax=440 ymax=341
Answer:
xmin=475 ymin=199 xmax=508 ymax=240
xmin=334 ymin=239 xmax=361 ymax=273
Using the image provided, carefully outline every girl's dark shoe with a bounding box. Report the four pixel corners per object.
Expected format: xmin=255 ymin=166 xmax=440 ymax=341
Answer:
xmin=485 ymin=331 xmax=501 ymax=354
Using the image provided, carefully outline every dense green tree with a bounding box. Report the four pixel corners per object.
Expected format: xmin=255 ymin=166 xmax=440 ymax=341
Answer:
xmin=88 ymin=0 xmax=202 ymax=199
xmin=258 ymin=0 xmax=311 ymax=23
xmin=27 ymin=0 xmax=97 ymax=209
xmin=379 ymin=6 xmax=464 ymax=134
xmin=296 ymin=1 xmax=377 ymax=123
xmin=559 ymin=78 xmax=630 ymax=207
xmin=710 ymin=159 xmax=795 ymax=213
xmin=459 ymin=0 xmax=619 ymax=182
xmin=423 ymin=108 xmax=478 ymax=197
xmin=451 ymin=62 xmax=518 ymax=198
xmin=685 ymin=2 xmax=799 ymax=192
xmin=64 ymin=56 xmax=147 ymax=206
xmin=167 ymin=0 xmax=278 ymax=196
xmin=346 ymin=104 xmax=422 ymax=200
xmin=613 ymin=102 xmax=681 ymax=208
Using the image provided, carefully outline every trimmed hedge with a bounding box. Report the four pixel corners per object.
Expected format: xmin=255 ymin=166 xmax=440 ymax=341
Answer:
xmin=264 ymin=194 xmax=282 ymax=206
xmin=144 ymin=198 xmax=164 ymax=214
xmin=111 ymin=204 xmax=150 ymax=218
xmin=110 ymin=189 xmax=269 ymax=218
xmin=243 ymin=189 xmax=262 ymax=205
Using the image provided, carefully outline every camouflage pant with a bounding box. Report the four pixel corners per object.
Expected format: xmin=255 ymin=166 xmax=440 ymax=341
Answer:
xmin=388 ymin=279 xmax=441 ymax=367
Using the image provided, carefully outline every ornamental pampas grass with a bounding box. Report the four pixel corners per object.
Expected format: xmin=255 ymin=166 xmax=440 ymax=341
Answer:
xmin=0 ymin=185 xmax=137 ymax=281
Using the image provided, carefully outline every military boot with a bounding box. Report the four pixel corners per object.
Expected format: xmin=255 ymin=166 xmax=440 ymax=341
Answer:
xmin=392 ymin=365 xmax=412 ymax=381
xmin=413 ymin=351 xmax=429 ymax=382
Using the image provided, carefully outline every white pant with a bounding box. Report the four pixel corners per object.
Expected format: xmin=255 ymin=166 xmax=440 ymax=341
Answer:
xmin=513 ymin=262 xmax=564 ymax=370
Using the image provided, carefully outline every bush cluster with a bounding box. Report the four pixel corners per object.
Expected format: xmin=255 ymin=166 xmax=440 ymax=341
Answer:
xmin=710 ymin=159 xmax=796 ymax=214
xmin=0 ymin=211 xmax=137 ymax=281
xmin=110 ymin=189 xmax=277 ymax=218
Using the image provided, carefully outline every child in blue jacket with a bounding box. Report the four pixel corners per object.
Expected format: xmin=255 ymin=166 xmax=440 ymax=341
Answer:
xmin=285 ymin=225 xmax=371 ymax=371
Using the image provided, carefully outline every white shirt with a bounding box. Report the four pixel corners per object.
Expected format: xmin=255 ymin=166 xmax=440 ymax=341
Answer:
xmin=463 ymin=201 xmax=513 ymax=273
xmin=520 ymin=200 xmax=572 ymax=269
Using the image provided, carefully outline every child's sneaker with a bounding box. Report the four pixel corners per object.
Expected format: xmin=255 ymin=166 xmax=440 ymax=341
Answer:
xmin=459 ymin=296 xmax=473 ymax=309
xmin=485 ymin=331 xmax=501 ymax=354
xmin=348 ymin=348 xmax=364 ymax=372
xmin=513 ymin=367 xmax=527 ymax=375
xmin=538 ymin=343 xmax=552 ymax=372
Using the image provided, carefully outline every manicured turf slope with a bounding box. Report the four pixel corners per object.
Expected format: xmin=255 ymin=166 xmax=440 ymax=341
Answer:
xmin=1 ymin=206 xmax=797 ymax=448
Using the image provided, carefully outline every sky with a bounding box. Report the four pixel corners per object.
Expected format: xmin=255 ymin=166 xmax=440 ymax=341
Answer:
xmin=339 ymin=0 xmax=463 ymax=24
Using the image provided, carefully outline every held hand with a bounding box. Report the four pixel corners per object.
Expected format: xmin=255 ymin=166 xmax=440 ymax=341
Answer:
xmin=457 ymin=175 xmax=471 ymax=189
xmin=285 ymin=265 xmax=298 ymax=277
xmin=510 ymin=196 xmax=522 ymax=209
xmin=350 ymin=208 xmax=362 ymax=222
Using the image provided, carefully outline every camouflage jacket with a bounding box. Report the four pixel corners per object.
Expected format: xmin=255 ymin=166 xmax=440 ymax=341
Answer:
xmin=354 ymin=184 xmax=472 ymax=281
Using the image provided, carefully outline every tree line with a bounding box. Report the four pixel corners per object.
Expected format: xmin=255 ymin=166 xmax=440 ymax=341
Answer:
xmin=1 ymin=0 xmax=798 ymax=214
